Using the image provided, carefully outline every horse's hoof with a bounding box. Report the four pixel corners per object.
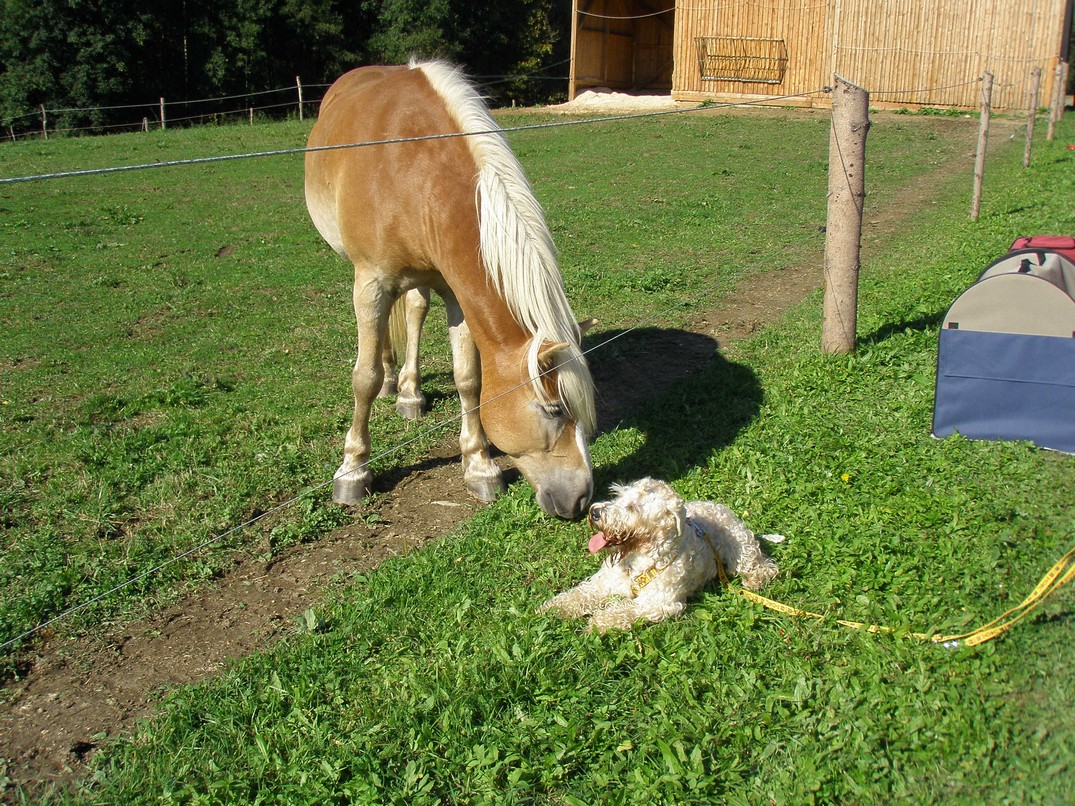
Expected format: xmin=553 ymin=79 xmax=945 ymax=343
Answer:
xmin=377 ymin=379 xmax=398 ymax=398
xmin=395 ymin=395 xmax=426 ymax=420
xmin=466 ymin=475 xmax=506 ymax=503
xmin=332 ymin=474 xmax=371 ymax=506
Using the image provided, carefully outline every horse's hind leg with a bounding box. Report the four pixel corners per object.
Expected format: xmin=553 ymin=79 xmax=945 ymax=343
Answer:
xmin=444 ymin=294 xmax=505 ymax=503
xmin=393 ymin=287 xmax=430 ymax=420
xmin=334 ymin=274 xmax=393 ymax=505
xmin=377 ymin=327 xmax=398 ymax=398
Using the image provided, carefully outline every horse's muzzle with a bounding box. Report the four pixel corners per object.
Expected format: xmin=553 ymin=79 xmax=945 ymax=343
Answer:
xmin=536 ymin=478 xmax=593 ymax=520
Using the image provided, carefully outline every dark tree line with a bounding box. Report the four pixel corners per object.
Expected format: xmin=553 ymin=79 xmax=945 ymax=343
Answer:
xmin=0 ymin=0 xmax=571 ymax=134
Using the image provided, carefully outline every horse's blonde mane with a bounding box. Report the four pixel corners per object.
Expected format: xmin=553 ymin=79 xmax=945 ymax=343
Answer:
xmin=412 ymin=59 xmax=596 ymax=436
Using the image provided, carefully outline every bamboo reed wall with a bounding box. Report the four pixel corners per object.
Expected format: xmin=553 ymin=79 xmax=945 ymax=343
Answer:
xmin=572 ymin=0 xmax=1071 ymax=110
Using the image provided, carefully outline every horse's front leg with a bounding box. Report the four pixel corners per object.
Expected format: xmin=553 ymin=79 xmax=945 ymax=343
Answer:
xmin=334 ymin=275 xmax=393 ymax=506
xmin=444 ymin=294 xmax=505 ymax=503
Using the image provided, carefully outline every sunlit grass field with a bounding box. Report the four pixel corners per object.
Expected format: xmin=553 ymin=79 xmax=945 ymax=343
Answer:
xmin=1 ymin=108 xmax=1072 ymax=802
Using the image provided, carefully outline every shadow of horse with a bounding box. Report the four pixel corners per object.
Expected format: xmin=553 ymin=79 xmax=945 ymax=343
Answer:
xmin=585 ymin=326 xmax=763 ymax=491
xmin=371 ymin=326 xmax=762 ymax=505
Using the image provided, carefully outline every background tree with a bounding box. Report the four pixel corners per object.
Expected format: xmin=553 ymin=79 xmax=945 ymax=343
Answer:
xmin=360 ymin=0 xmax=566 ymax=105
xmin=0 ymin=0 xmax=157 ymax=130
xmin=0 ymin=0 xmax=569 ymax=136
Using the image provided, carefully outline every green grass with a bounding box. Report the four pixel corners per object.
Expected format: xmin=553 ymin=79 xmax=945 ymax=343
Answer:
xmin=2 ymin=109 xmax=1074 ymax=802
xmin=1 ymin=109 xmax=979 ymax=653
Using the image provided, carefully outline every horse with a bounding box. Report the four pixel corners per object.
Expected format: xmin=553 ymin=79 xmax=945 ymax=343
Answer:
xmin=304 ymin=60 xmax=597 ymax=520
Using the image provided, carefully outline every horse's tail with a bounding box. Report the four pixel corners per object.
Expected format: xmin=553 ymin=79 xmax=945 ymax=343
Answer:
xmin=385 ymin=294 xmax=408 ymax=364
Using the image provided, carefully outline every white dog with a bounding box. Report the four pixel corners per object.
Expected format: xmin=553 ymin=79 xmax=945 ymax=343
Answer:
xmin=540 ymin=478 xmax=782 ymax=632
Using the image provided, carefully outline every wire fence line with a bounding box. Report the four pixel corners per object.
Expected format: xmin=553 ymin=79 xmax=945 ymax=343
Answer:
xmin=4 ymin=81 xmax=324 ymax=142
xmin=0 ymin=87 xmax=829 ymax=185
xmin=0 ymin=229 xmax=758 ymax=654
xmin=1 ymin=63 xmax=575 ymax=142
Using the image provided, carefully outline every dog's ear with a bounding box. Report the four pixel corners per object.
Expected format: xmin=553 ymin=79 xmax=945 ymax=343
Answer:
xmin=664 ymin=500 xmax=687 ymax=540
xmin=648 ymin=496 xmax=684 ymax=544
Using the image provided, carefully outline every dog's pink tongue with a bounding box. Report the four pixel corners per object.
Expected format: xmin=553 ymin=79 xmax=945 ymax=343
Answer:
xmin=588 ymin=532 xmax=608 ymax=553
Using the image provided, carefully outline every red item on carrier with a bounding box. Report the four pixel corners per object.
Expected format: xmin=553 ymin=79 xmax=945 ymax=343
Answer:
xmin=1009 ymin=236 xmax=1075 ymax=263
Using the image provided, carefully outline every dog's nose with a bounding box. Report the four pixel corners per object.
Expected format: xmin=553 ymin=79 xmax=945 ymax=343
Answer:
xmin=589 ymin=504 xmax=604 ymax=525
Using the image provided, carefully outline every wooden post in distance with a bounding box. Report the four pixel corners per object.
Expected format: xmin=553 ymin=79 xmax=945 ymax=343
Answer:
xmin=970 ymin=71 xmax=993 ymax=221
xmin=1024 ymin=66 xmax=1040 ymax=169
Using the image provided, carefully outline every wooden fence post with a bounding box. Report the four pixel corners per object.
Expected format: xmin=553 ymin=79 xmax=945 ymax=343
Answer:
xmin=296 ymin=76 xmax=304 ymax=121
xmin=1047 ymin=61 xmax=1064 ymax=140
xmin=1024 ymin=66 xmax=1041 ymax=169
xmin=1061 ymin=61 xmax=1070 ymax=122
xmin=970 ymin=70 xmax=993 ymax=222
xmin=822 ymin=75 xmax=869 ymax=355
xmin=40 ymin=105 xmax=47 ymax=140
xmin=160 ymin=97 xmax=166 ymax=130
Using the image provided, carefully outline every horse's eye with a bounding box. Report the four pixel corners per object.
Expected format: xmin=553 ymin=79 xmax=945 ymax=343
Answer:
xmin=542 ymin=403 xmax=565 ymax=419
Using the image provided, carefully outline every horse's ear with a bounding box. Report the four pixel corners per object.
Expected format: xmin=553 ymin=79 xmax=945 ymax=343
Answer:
xmin=578 ymin=317 xmax=598 ymax=335
xmin=537 ymin=340 xmax=571 ymax=371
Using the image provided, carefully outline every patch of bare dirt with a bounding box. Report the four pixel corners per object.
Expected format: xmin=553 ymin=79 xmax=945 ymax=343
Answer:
xmin=0 ymin=447 xmax=485 ymax=801
xmin=0 ymin=109 xmax=1002 ymax=802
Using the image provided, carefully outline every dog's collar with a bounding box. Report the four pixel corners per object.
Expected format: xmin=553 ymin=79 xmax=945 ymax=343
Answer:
xmin=629 ymin=517 xmax=705 ymax=596
xmin=631 ymin=563 xmax=667 ymax=595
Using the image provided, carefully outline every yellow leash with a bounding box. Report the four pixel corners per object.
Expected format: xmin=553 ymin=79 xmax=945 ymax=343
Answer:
xmin=716 ymin=544 xmax=1075 ymax=648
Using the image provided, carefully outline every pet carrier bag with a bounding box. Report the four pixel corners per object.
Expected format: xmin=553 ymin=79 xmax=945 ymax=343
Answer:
xmin=932 ymin=241 xmax=1075 ymax=454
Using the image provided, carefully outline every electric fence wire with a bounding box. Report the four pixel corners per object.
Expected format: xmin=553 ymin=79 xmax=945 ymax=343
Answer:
xmin=0 ymin=87 xmax=827 ymax=185
xmin=1 ymin=65 xmax=572 ymax=138
xmin=0 ymin=247 xmax=772 ymax=653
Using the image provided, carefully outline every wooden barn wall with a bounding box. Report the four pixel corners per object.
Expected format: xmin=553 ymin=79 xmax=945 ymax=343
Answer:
xmin=573 ymin=0 xmax=676 ymax=96
xmin=666 ymin=0 xmax=1069 ymax=109
xmin=830 ymin=0 xmax=1066 ymax=109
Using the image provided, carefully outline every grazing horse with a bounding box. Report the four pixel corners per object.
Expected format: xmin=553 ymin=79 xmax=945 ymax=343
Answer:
xmin=304 ymin=60 xmax=596 ymax=519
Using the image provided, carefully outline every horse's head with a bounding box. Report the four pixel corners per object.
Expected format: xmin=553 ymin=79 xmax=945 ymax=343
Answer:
xmin=480 ymin=337 xmax=596 ymax=520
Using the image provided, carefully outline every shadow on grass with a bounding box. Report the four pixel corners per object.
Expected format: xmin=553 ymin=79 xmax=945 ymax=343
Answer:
xmin=585 ymin=326 xmax=763 ymax=490
xmin=366 ymin=326 xmax=762 ymax=504
xmin=857 ymin=309 xmax=947 ymax=347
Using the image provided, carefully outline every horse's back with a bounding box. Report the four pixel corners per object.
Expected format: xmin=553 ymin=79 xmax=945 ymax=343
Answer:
xmin=305 ymin=64 xmax=479 ymax=272
xmin=312 ymin=65 xmax=436 ymax=141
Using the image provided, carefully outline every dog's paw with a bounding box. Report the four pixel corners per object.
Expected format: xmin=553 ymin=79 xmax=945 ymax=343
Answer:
xmin=586 ymin=598 xmax=666 ymax=633
xmin=585 ymin=612 xmax=630 ymax=634
xmin=739 ymin=561 xmax=779 ymax=590
xmin=537 ymin=597 xmax=563 ymax=615
xmin=538 ymin=591 xmax=590 ymax=618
